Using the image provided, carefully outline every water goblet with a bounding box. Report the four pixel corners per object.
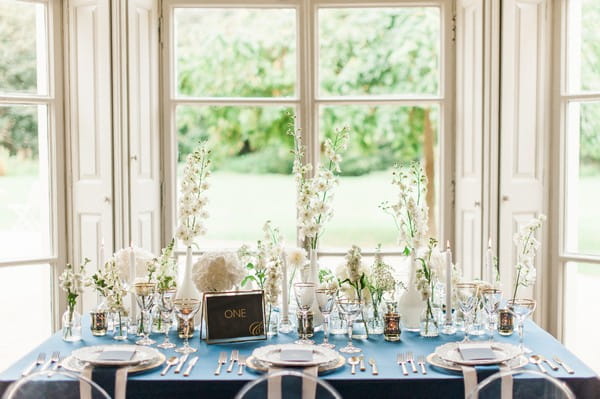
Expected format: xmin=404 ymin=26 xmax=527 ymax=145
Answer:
xmin=315 ymin=288 xmax=337 ymax=348
xmin=456 ymin=283 xmax=478 ymax=341
xmin=294 ymin=282 xmax=316 ymax=345
xmin=507 ymin=298 xmax=537 ymax=354
xmin=156 ymin=289 xmax=176 ymax=349
xmin=336 ymin=298 xmax=362 ymax=354
xmin=481 ymin=288 xmax=503 ymax=339
xmin=173 ymin=298 xmax=201 ymax=354
xmin=133 ymin=282 xmax=157 ymax=346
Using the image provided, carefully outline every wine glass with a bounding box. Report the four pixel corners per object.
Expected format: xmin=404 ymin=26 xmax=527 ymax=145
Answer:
xmin=294 ymin=282 xmax=316 ymax=345
xmin=173 ymin=298 xmax=201 ymax=354
xmin=336 ymin=298 xmax=362 ymax=354
xmin=481 ymin=288 xmax=503 ymax=340
xmin=156 ymin=289 xmax=176 ymax=349
xmin=456 ymin=283 xmax=478 ymax=341
xmin=315 ymin=288 xmax=337 ymax=348
xmin=507 ymin=298 xmax=536 ymax=354
xmin=133 ymin=282 xmax=156 ymax=346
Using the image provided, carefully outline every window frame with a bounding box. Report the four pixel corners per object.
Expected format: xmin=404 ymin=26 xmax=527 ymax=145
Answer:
xmin=161 ymin=0 xmax=455 ymax=257
xmin=0 ymin=0 xmax=66 ymax=331
xmin=552 ymin=0 xmax=600 ymax=341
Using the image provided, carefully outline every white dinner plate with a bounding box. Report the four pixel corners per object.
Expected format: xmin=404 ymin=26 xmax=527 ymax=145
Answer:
xmin=71 ymin=345 xmax=159 ymax=367
xmin=62 ymin=351 xmax=166 ymax=374
xmin=252 ymin=344 xmax=339 ymax=367
xmin=434 ymin=342 xmax=522 ymax=366
xmin=426 ymin=353 xmax=528 ymax=373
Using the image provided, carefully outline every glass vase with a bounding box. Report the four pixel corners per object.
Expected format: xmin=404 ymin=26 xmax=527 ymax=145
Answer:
xmin=367 ymin=301 xmax=384 ymax=335
xmin=419 ymin=304 xmax=440 ymax=338
xmin=113 ymin=311 xmax=129 ymax=341
xmin=62 ymin=308 xmax=82 ymax=342
xmin=266 ymin=305 xmax=279 ymax=337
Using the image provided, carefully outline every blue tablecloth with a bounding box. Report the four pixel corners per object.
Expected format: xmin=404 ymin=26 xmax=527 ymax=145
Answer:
xmin=1 ymin=320 xmax=598 ymax=398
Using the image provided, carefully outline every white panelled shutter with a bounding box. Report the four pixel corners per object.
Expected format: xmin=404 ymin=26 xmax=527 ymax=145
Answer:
xmin=66 ymin=0 xmax=114 ymax=311
xmin=127 ymin=0 xmax=161 ymax=254
xmin=499 ymin=0 xmax=550 ymax=323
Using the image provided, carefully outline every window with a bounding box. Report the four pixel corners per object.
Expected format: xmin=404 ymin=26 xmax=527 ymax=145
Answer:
xmin=560 ymin=0 xmax=600 ymax=373
xmin=0 ymin=0 xmax=62 ymax=371
xmin=163 ymin=1 xmax=452 ymax=260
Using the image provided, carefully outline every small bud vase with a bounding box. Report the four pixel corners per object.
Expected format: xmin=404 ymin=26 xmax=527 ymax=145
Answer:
xmin=62 ymin=308 xmax=82 ymax=342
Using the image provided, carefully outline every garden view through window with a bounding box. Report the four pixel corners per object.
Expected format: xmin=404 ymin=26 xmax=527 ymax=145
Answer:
xmin=172 ymin=5 xmax=443 ymax=252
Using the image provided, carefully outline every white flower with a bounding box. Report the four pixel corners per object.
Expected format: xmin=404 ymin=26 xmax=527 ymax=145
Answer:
xmin=192 ymin=252 xmax=245 ymax=293
xmin=285 ymin=247 xmax=307 ymax=268
xmin=512 ymin=214 xmax=545 ymax=297
xmin=113 ymin=247 xmax=155 ymax=283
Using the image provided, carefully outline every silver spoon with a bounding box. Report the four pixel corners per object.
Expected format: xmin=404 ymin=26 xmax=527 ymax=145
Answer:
xmin=161 ymin=356 xmax=179 ymax=376
xmin=529 ymin=355 xmax=547 ymax=373
xmin=348 ymin=356 xmax=360 ymax=375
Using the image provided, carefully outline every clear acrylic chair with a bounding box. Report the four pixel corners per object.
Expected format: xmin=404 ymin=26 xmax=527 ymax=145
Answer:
xmin=235 ymin=370 xmax=341 ymax=399
xmin=466 ymin=369 xmax=575 ymax=399
xmin=2 ymin=369 xmax=111 ymax=399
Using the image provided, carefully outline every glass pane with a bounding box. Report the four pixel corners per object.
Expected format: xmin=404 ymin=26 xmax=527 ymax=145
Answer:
xmin=565 ymin=102 xmax=600 ymax=255
xmin=319 ymin=105 xmax=439 ymax=250
xmin=0 ymin=264 xmax=52 ymax=373
xmin=568 ymin=0 xmax=600 ymax=92
xmin=0 ymin=105 xmax=52 ymax=259
xmin=174 ymin=8 xmax=296 ymax=98
xmin=318 ymin=7 xmax=440 ymax=96
xmin=0 ymin=1 xmax=48 ymax=95
xmin=176 ymin=105 xmax=296 ymax=248
xmin=564 ymin=262 xmax=600 ymax=373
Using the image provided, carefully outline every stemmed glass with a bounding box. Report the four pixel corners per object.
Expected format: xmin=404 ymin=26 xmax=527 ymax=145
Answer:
xmin=173 ymin=298 xmax=201 ymax=354
xmin=336 ymin=298 xmax=362 ymax=354
xmin=481 ymin=288 xmax=503 ymax=340
xmin=315 ymin=288 xmax=337 ymax=348
xmin=507 ymin=298 xmax=537 ymax=354
xmin=156 ymin=289 xmax=176 ymax=349
xmin=456 ymin=283 xmax=478 ymax=341
xmin=133 ymin=282 xmax=157 ymax=346
xmin=294 ymin=282 xmax=316 ymax=345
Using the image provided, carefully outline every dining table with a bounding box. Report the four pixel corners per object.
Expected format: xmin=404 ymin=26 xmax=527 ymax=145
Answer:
xmin=1 ymin=319 xmax=598 ymax=399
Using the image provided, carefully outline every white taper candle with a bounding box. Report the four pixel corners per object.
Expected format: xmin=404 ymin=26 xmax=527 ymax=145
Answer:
xmin=445 ymin=241 xmax=453 ymax=324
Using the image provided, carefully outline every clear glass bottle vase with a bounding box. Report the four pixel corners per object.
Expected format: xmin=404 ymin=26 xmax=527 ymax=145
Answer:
xmin=62 ymin=308 xmax=82 ymax=342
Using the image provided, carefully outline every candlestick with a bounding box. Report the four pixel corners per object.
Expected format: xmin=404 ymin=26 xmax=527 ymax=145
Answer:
xmin=487 ymin=237 xmax=494 ymax=285
xmin=129 ymin=242 xmax=137 ymax=326
xmin=279 ymin=249 xmax=292 ymax=333
xmin=442 ymin=240 xmax=456 ymax=334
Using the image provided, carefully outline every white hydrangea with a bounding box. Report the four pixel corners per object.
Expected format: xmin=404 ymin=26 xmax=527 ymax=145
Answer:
xmin=176 ymin=143 xmax=211 ymax=248
xmin=112 ymin=246 xmax=155 ymax=283
xmin=192 ymin=251 xmax=245 ymax=293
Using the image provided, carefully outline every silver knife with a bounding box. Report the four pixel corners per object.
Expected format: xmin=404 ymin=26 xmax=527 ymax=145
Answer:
xmin=174 ymin=354 xmax=189 ymax=374
xmin=183 ymin=356 xmax=199 ymax=377
xmin=227 ymin=350 xmax=239 ymax=373
xmin=237 ymin=355 xmax=246 ymax=375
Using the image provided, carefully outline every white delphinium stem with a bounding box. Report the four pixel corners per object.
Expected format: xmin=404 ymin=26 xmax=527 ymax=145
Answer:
xmin=512 ymin=214 xmax=546 ymax=300
xmin=176 ymin=143 xmax=211 ymax=248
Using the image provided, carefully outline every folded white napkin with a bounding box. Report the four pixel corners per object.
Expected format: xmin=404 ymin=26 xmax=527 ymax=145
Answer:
xmin=280 ymin=348 xmax=314 ymax=362
xmin=458 ymin=343 xmax=496 ymax=361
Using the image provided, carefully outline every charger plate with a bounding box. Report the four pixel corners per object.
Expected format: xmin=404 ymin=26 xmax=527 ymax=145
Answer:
xmin=61 ymin=351 xmax=165 ymax=374
xmin=434 ymin=342 xmax=521 ymax=366
xmin=426 ymin=353 xmax=528 ymax=373
xmin=71 ymin=345 xmax=159 ymax=367
xmin=245 ymin=355 xmax=345 ymax=375
xmin=252 ymin=344 xmax=339 ymax=368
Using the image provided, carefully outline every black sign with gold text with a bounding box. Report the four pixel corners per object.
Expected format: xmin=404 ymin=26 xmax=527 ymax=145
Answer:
xmin=202 ymin=290 xmax=266 ymax=344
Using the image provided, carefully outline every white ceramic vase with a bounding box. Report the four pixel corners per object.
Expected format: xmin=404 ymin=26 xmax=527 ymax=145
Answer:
xmin=398 ymin=254 xmax=425 ymax=331
xmin=176 ymin=246 xmax=201 ymax=300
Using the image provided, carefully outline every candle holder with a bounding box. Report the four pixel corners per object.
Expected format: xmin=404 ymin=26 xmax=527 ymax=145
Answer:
xmin=383 ymin=302 xmax=401 ymax=342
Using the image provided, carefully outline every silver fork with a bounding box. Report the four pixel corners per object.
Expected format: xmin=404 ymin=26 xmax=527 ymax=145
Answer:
xmin=41 ymin=351 xmax=60 ymax=372
xmin=406 ymin=352 xmax=418 ymax=373
xmin=214 ymin=352 xmax=227 ymax=375
xmin=417 ymin=356 xmax=427 ymax=375
xmin=237 ymin=355 xmax=246 ymax=376
xmin=396 ymin=353 xmax=408 ymax=376
xmin=22 ymin=353 xmax=45 ymax=376
xmin=227 ymin=350 xmax=239 ymax=373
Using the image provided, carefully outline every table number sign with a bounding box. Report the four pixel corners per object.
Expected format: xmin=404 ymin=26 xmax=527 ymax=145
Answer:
xmin=202 ymin=290 xmax=267 ymax=344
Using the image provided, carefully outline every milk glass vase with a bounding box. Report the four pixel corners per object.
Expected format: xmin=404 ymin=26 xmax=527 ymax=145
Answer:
xmin=398 ymin=254 xmax=424 ymax=331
